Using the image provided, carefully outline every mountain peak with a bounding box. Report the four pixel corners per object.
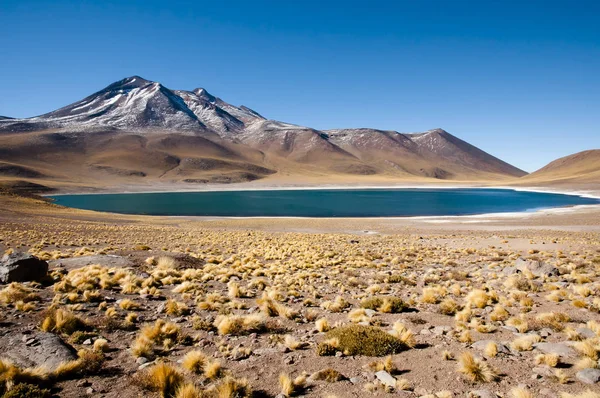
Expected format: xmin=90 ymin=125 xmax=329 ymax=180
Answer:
xmin=193 ymin=88 xmax=216 ymax=102
xmin=104 ymin=76 xmax=155 ymax=91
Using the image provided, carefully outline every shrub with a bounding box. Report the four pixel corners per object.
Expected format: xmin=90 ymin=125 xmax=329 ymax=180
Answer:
xmin=360 ymin=296 xmax=407 ymax=313
xmin=2 ymin=383 xmax=51 ymax=398
xmin=317 ymin=325 xmax=410 ymax=356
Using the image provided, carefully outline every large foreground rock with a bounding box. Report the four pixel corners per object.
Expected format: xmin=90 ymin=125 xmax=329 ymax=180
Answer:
xmin=0 ymin=252 xmax=48 ymax=283
xmin=49 ymin=254 xmax=132 ymax=270
xmin=1 ymin=332 xmax=77 ymax=370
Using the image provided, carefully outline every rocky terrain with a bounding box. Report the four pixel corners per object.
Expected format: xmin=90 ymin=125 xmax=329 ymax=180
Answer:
xmin=0 ymin=193 xmax=599 ymax=398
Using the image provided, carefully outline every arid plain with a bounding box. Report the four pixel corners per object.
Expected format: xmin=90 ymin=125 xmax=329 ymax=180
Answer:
xmin=1 ymin=172 xmax=600 ymax=398
xmin=1 ymin=77 xmax=600 ymax=398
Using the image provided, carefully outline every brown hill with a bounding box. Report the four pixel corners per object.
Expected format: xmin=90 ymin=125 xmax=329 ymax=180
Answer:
xmin=0 ymin=76 xmax=528 ymax=191
xmin=516 ymin=149 xmax=600 ymax=188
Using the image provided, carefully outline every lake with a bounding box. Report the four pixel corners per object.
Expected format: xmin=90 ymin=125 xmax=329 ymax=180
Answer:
xmin=49 ymin=188 xmax=600 ymax=217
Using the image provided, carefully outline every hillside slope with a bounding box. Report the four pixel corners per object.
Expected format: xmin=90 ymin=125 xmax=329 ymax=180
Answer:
xmin=516 ymin=150 xmax=600 ymax=188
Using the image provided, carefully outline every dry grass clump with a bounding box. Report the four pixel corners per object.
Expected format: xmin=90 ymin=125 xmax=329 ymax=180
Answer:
xmin=574 ymin=357 xmax=598 ymax=370
xmin=40 ymin=308 xmax=87 ymax=335
xmin=310 ymin=368 xmax=345 ymax=382
xmin=315 ymin=318 xmax=330 ymax=332
xmin=439 ymin=298 xmax=460 ymax=315
xmin=279 ymin=373 xmax=306 ymax=397
xmin=0 ymin=359 xmax=48 ymax=394
xmin=321 ymin=296 xmax=350 ymax=313
xmin=317 ymin=324 xmax=410 ymax=356
xmin=510 ymin=334 xmax=541 ymax=351
xmin=368 ymin=356 xmax=397 ymax=373
xmin=484 ymin=342 xmax=498 ymax=357
xmin=0 ymin=283 xmax=41 ymax=306
xmin=256 ymin=292 xmax=298 ymax=319
xmin=457 ymin=352 xmax=497 ymax=383
xmin=131 ymin=319 xmax=183 ymax=358
xmin=573 ymin=340 xmax=599 ymax=360
xmin=210 ymin=376 xmax=252 ymax=398
xmin=214 ymin=314 xmax=272 ymax=336
xmin=52 ymin=349 xmax=104 ymax=381
xmin=535 ymin=353 xmax=560 ymax=367
xmin=511 ymin=387 xmax=533 ymax=398
xmin=360 ymin=296 xmax=408 ymax=313
xmin=532 ymin=312 xmax=570 ymax=331
xmin=137 ymin=362 xmax=184 ymax=398
xmin=181 ymin=350 xmax=208 ymax=374
xmin=93 ymin=338 xmax=109 ymax=353
xmin=466 ymin=289 xmax=491 ymax=309
xmin=388 ymin=322 xmax=416 ymax=348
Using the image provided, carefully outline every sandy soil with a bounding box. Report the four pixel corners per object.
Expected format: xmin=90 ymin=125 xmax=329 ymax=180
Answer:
xmin=1 ymin=188 xmax=600 ymax=398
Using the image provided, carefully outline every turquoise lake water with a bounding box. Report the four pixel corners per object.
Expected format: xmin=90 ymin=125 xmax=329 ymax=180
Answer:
xmin=49 ymin=188 xmax=600 ymax=217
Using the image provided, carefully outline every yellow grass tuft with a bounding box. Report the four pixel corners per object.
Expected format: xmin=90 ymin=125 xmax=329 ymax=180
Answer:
xmin=181 ymin=350 xmax=207 ymax=374
xmin=457 ymin=352 xmax=497 ymax=383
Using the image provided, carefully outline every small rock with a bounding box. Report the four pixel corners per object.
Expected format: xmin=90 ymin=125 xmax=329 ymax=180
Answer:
xmin=539 ymin=328 xmax=552 ymax=338
xmin=432 ymin=326 xmax=452 ymax=336
xmin=136 ymin=357 xmax=149 ymax=365
xmin=576 ymin=368 xmax=600 ymax=384
xmin=532 ymin=366 xmax=554 ymax=377
xmin=420 ymin=329 xmax=431 ymax=335
xmin=349 ymin=377 xmax=362 ymax=384
xmin=86 ymin=387 xmax=94 ymax=395
xmin=283 ymin=356 xmax=294 ymax=365
xmin=82 ymin=339 xmax=92 ymax=345
xmin=364 ymin=309 xmax=377 ymax=317
xmin=576 ymin=327 xmax=597 ymax=339
xmin=471 ymin=340 xmax=510 ymax=355
xmin=375 ymin=370 xmax=396 ymax=388
xmin=534 ymin=342 xmax=577 ymax=359
xmin=469 ymin=389 xmax=496 ymax=398
xmin=139 ymin=361 xmax=155 ymax=370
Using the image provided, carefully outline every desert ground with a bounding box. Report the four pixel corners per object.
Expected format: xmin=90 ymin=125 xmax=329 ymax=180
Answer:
xmin=1 ymin=182 xmax=600 ymax=398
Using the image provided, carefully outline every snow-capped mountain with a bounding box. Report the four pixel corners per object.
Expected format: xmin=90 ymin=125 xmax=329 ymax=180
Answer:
xmin=0 ymin=76 xmax=527 ymax=186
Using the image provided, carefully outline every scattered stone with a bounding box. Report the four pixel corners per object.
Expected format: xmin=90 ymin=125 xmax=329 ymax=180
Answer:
xmin=515 ymin=258 xmax=558 ymax=277
xmin=576 ymin=327 xmax=597 ymax=339
xmin=469 ymin=389 xmax=496 ymax=398
xmin=532 ymin=366 xmax=554 ymax=377
xmin=576 ymin=368 xmax=600 ymax=384
xmin=432 ymin=326 xmax=452 ymax=336
xmin=136 ymin=357 xmax=149 ymax=365
xmin=534 ymin=342 xmax=577 ymax=359
xmin=350 ymin=377 xmax=362 ymax=384
xmin=0 ymin=252 xmax=48 ymax=283
xmin=139 ymin=361 xmax=155 ymax=370
xmin=83 ymin=339 xmax=92 ymax=345
xmin=375 ymin=370 xmax=397 ymax=388
xmin=471 ymin=340 xmax=510 ymax=355
xmin=1 ymin=332 xmax=77 ymax=370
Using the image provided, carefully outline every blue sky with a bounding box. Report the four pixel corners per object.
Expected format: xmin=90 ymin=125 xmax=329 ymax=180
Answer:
xmin=1 ymin=0 xmax=599 ymax=172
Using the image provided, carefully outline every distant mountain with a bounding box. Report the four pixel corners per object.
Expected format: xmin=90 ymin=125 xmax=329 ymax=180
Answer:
xmin=0 ymin=76 xmax=527 ymax=189
xmin=517 ymin=150 xmax=600 ymax=187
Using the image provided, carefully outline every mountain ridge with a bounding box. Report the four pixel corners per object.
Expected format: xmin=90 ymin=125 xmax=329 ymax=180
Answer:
xmin=0 ymin=76 xmax=529 ymax=190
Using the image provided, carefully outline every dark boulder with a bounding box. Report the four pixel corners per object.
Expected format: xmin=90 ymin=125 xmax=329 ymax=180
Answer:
xmin=0 ymin=252 xmax=49 ymax=283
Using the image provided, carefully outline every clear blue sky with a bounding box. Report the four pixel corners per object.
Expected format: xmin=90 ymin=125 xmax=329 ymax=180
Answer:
xmin=1 ymin=0 xmax=599 ymax=172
